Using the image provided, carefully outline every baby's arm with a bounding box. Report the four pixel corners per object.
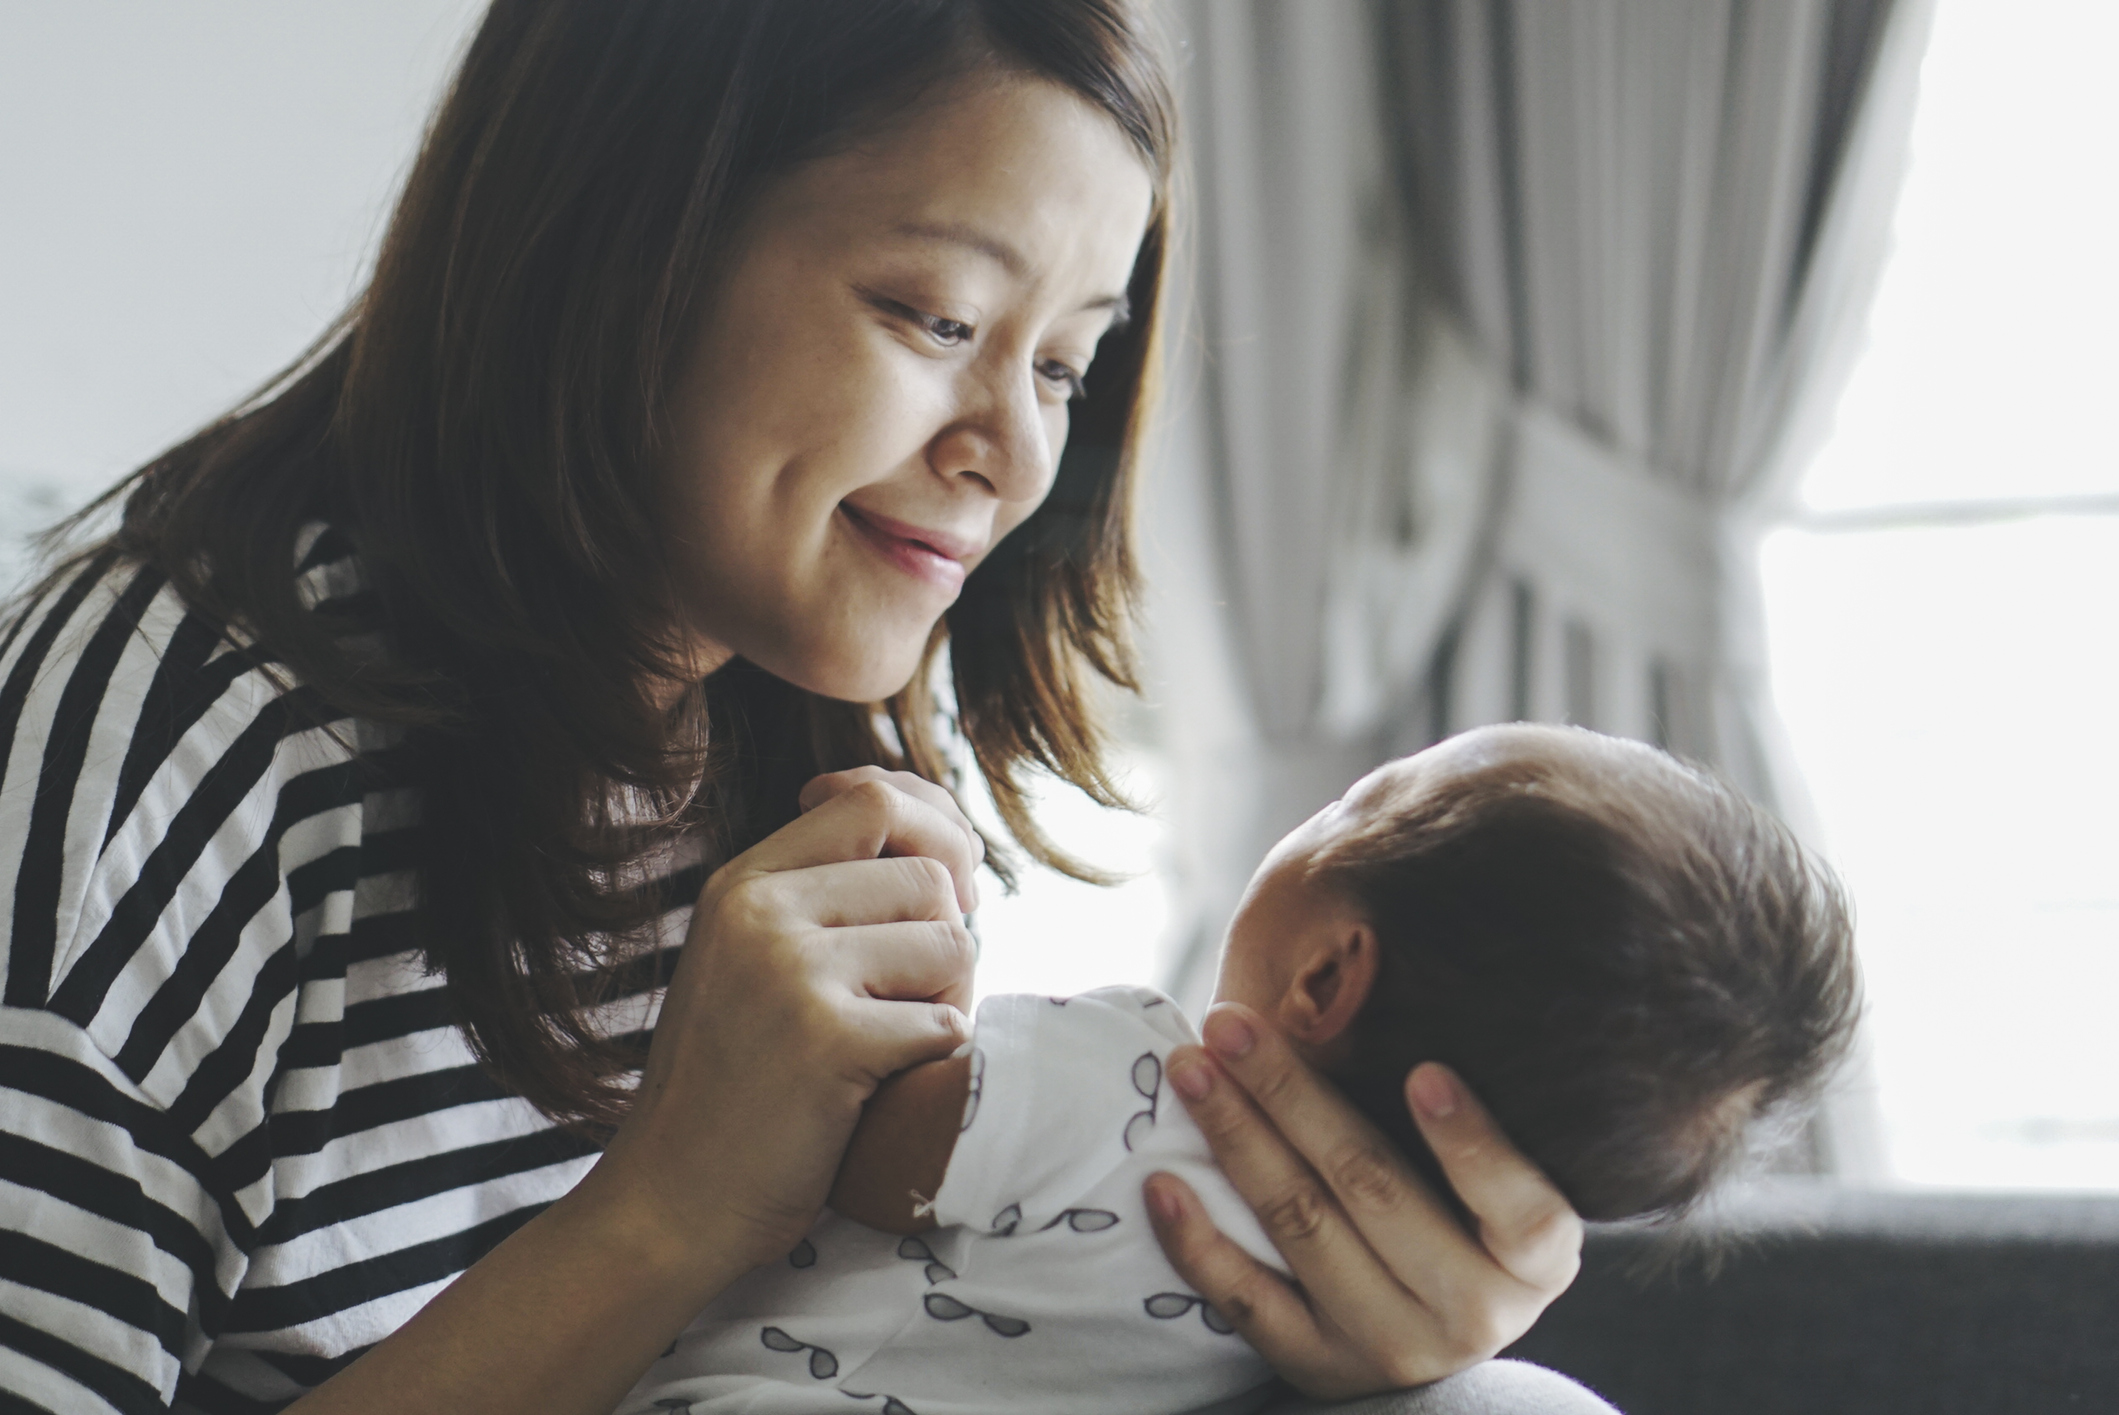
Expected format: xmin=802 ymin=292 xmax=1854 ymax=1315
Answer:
xmin=827 ymin=1050 xmax=972 ymax=1235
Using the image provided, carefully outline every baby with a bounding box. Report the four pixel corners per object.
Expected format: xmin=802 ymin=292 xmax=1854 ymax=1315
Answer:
xmin=624 ymin=723 xmax=1860 ymax=1415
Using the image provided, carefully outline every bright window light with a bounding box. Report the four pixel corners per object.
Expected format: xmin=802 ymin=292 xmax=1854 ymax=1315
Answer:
xmin=966 ymin=749 xmax=1172 ymax=1006
xmin=1765 ymin=0 xmax=2119 ymax=1188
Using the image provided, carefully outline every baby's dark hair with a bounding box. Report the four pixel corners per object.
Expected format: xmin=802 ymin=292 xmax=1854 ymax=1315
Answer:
xmin=1318 ymin=727 xmax=1859 ymax=1223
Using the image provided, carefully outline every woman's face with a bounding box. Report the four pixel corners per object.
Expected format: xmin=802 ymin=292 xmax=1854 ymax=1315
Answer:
xmin=664 ymin=70 xmax=1156 ymax=701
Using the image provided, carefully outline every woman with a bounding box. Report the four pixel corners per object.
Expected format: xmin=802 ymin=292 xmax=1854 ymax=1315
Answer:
xmin=0 ymin=3 xmax=1587 ymax=1412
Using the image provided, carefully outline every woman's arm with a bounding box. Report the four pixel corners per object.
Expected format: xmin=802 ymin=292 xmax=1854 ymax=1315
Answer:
xmin=1147 ymin=1004 xmax=1583 ymax=1399
xmin=282 ymin=1172 xmax=755 ymax=1415
xmin=291 ymin=778 xmax=985 ymax=1415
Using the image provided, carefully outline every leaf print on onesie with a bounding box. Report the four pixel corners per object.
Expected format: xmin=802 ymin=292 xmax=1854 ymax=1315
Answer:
xmin=759 ymin=1325 xmax=840 ymax=1378
xmin=897 ymin=1234 xmax=957 ymax=1284
xmin=1037 ymin=1208 xmax=1121 ymax=1233
xmin=922 ymin=1291 xmax=1032 ymax=1338
xmin=1144 ymin=1292 xmax=1239 ymax=1334
xmin=1123 ymin=1051 xmax=1162 ymax=1151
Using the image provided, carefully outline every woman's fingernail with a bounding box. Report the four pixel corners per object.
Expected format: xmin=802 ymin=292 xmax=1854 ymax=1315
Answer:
xmin=1409 ymin=1065 xmax=1458 ymax=1119
xmin=1146 ymin=1179 xmax=1185 ymax=1224
xmin=1170 ymin=1056 xmax=1214 ymax=1102
xmin=1204 ymin=1010 xmax=1255 ymax=1060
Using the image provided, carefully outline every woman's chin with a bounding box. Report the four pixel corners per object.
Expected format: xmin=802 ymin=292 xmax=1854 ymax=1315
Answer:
xmin=753 ymin=638 xmax=932 ymax=706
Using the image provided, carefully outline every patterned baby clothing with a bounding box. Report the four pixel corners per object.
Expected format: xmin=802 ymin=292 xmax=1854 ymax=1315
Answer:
xmin=622 ymin=986 xmax=1286 ymax=1415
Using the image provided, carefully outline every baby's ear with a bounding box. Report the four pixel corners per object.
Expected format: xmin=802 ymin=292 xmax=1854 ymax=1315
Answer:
xmin=1281 ymin=918 xmax=1379 ymax=1049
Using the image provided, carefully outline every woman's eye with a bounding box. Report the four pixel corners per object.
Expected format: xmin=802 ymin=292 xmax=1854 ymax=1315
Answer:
xmin=918 ymin=312 xmax=974 ymax=346
xmin=865 ymin=292 xmax=976 ymax=349
xmin=1038 ymin=360 xmax=1088 ymax=402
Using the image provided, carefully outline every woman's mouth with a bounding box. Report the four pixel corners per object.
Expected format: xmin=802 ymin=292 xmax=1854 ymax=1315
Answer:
xmin=838 ymin=503 xmax=976 ymax=593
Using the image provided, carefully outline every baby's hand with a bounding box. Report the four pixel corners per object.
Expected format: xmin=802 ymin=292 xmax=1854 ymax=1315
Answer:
xmin=798 ymin=768 xmax=985 ymax=912
xmin=829 ymin=1048 xmax=974 ymax=1234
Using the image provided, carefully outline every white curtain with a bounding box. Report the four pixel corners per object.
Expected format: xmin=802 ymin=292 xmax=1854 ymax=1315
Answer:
xmin=1147 ymin=0 xmax=1513 ymax=1008
xmin=1148 ymin=0 xmax=1933 ymax=1135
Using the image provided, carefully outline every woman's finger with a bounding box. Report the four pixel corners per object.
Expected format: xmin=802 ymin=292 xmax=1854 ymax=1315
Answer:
xmin=1141 ymin=1172 xmax=1356 ymax=1394
xmin=743 ymin=856 xmax=963 ymax=930
xmin=836 ymin=993 xmax=975 ymax=1079
xmin=1163 ymin=1040 xmax=1464 ymax=1370
xmin=797 ymin=767 xmax=985 ymax=880
xmin=819 ymin=919 xmax=978 ymax=1012
xmin=799 ymin=768 xmax=982 ymax=846
xmin=1192 ymin=1006 xmax=1492 ymax=1285
xmin=1405 ymin=1063 xmax=1583 ymax=1295
xmin=1179 ymin=1005 xmax=1577 ymax=1373
xmin=732 ymin=779 xmax=981 ymax=913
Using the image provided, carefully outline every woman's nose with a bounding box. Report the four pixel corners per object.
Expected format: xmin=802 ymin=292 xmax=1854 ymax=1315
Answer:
xmin=926 ymin=361 xmax=1057 ymax=505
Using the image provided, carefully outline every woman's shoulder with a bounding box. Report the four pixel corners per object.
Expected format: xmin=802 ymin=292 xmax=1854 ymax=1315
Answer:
xmin=0 ymin=521 xmax=369 ymax=751
xmin=0 ymin=534 xmax=604 ymax=1408
xmin=0 ymin=533 xmax=384 ymax=1055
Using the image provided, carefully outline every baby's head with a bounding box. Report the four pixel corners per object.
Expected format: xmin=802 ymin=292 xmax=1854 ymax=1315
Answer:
xmin=1212 ymin=723 xmax=1859 ymax=1223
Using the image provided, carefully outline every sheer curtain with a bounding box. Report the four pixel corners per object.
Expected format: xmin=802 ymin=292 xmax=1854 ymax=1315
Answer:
xmin=1145 ymin=0 xmax=1510 ymax=1009
xmin=1149 ymin=0 xmax=1932 ymax=1166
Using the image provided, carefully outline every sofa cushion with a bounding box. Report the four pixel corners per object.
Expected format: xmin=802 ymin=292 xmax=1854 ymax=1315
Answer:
xmin=1505 ymin=1180 xmax=2119 ymax=1415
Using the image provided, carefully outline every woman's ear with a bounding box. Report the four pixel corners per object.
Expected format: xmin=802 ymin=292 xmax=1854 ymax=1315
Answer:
xmin=1277 ymin=917 xmax=1379 ymax=1049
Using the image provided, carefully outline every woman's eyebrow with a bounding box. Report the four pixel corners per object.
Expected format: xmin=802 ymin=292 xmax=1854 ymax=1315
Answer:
xmin=890 ymin=220 xmax=1131 ymax=325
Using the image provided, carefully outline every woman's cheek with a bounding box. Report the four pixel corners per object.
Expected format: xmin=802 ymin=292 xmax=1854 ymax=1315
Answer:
xmin=1040 ymin=399 xmax=1071 ymax=477
xmin=808 ymin=362 xmax=941 ymax=493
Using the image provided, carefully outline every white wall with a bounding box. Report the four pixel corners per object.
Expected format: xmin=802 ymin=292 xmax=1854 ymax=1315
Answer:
xmin=0 ymin=1 xmax=485 ymax=582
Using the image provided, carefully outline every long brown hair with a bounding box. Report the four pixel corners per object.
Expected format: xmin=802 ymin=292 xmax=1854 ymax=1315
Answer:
xmin=38 ymin=0 xmax=1176 ymax=1128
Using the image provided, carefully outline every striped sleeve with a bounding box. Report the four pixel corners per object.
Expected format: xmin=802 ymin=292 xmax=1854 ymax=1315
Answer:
xmin=0 ymin=557 xmax=363 ymax=1413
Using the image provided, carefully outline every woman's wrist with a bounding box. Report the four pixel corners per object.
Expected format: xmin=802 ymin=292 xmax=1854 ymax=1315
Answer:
xmin=559 ymin=1138 xmax=769 ymax=1311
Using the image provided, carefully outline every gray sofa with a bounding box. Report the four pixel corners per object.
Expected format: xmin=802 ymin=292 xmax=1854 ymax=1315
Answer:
xmin=1254 ymin=1180 xmax=2119 ymax=1415
xmin=1504 ymin=1180 xmax=2119 ymax=1414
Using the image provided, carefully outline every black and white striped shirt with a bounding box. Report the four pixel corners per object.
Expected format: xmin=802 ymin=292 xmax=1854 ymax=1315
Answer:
xmin=0 ymin=528 xmax=687 ymax=1413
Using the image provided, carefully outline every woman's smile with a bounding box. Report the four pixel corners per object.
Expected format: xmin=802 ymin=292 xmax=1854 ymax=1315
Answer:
xmin=838 ymin=501 xmax=978 ymax=594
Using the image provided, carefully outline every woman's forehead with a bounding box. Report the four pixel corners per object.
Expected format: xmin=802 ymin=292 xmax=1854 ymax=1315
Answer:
xmin=782 ymin=75 xmax=1150 ymax=241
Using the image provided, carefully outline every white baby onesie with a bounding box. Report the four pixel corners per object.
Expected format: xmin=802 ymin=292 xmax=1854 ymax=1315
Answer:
xmin=621 ymin=986 xmax=1288 ymax=1415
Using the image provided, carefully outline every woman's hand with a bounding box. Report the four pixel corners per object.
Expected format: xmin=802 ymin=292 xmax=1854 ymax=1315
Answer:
xmin=585 ymin=773 xmax=984 ymax=1286
xmin=297 ymin=775 xmax=985 ymax=1415
xmin=797 ymin=765 xmax=986 ymax=910
xmin=1145 ymin=1003 xmax=1583 ymax=1398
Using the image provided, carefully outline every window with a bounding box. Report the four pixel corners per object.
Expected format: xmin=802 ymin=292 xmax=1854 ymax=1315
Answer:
xmin=1761 ymin=0 xmax=2119 ymax=1188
